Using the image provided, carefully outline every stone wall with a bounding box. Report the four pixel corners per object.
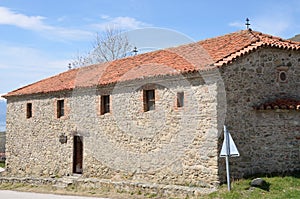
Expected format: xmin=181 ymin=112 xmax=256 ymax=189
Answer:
xmin=219 ymin=47 xmax=300 ymax=180
xmin=4 ymin=72 xmax=220 ymax=187
xmin=0 ymin=132 xmax=5 ymax=153
xmin=5 ymin=91 xmax=74 ymax=177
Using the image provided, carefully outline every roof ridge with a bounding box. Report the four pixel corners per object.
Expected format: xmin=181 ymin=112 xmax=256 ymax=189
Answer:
xmin=213 ymin=30 xmax=258 ymax=66
xmin=250 ymin=30 xmax=300 ymax=45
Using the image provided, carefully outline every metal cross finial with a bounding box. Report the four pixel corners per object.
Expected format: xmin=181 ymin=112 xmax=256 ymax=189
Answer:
xmin=245 ymin=18 xmax=250 ymax=30
xmin=132 ymin=46 xmax=138 ymax=56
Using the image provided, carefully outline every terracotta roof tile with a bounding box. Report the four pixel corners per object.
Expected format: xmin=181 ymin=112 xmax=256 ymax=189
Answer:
xmin=254 ymin=99 xmax=300 ymax=110
xmin=3 ymin=30 xmax=300 ymax=97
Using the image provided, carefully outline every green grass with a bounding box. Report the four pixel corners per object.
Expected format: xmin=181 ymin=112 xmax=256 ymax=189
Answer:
xmin=0 ymin=162 xmax=4 ymax=168
xmin=206 ymin=175 xmax=300 ymax=199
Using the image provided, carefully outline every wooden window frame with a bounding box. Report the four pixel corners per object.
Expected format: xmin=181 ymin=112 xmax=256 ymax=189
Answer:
xmin=26 ymin=103 xmax=32 ymax=119
xmin=100 ymin=95 xmax=110 ymax=115
xmin=57 ymin=99 xmax=65 ymax=118
xmin=144 ymin=89 xmax=155 ymax=112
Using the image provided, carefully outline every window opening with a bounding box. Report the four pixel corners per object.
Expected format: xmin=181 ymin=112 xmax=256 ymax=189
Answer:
xmin=177 ymin=92 xmax=184 ymax=108
xmin=26 ymin=103 xmax=32 ymax=118
xmin=57 ymin=99 xmax=65 ymax=118
xmin=144 ymin=90 xmax=155 ymax=111
xmin=101 ymin=95 xmax=110 ymax=114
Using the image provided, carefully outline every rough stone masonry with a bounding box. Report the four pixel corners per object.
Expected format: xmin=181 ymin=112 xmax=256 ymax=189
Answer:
xmin=4 ymin=73 xmax=220 ymax=188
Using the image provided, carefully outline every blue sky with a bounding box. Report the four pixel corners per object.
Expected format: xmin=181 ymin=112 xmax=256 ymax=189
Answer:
xmin=1 ymin=0 xmax=300 ymax=98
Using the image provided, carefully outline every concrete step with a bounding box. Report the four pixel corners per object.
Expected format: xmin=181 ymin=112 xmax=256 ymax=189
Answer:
xmin=52 ymin=175 xmax=82 ymax=189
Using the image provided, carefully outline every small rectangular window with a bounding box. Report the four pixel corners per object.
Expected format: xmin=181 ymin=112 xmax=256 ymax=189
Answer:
xmin=177 ymin=92 xmax=184 ymax=108
xmin=144 ymin=89 xmax=155 ymax=112
xmin=57 ymin=99 xmax=65 ymax=118
xmin=101 ymin=95 xmax=110 ymax=115
xmin=26 ymin=103 xmax=32 ymax=118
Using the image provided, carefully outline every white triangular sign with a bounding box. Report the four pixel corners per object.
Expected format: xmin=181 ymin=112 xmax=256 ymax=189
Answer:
xmin=220 ymin=126 xmax=240 ymax=157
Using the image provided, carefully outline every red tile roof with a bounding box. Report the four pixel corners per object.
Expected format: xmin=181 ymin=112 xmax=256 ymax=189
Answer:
xmin=3 ymin=30 xmax=300 ymax=98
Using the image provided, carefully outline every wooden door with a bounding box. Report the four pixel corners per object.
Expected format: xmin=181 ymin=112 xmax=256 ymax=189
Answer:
xmin=73 ymin=136 xmax=83 ymax=174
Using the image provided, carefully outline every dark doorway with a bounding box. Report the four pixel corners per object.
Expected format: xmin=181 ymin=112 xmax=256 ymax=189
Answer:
xmin=73 ymin=135 xmax=83 ymax=174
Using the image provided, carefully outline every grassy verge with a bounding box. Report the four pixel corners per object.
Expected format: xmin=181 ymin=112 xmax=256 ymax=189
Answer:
xmin=0 ymin=175 xmax=299 ymax=198
xmin=206 ymin=175 xmax=300 ymax=199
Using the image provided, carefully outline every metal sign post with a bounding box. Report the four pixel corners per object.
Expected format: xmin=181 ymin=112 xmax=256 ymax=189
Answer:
xmin=225 ymin=126 xmax=231 ymax=191
xmin=225 ymin=152 xmax=231 ymax=190
xmin=220 ymin=125 xmax=240 ymax=191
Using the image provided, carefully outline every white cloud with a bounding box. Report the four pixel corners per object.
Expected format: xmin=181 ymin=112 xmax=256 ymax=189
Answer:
xmin=57 ymin=16 xmax=67 ymax=22
xmin=100 ymin=15 xmax=110 ymax=20
xmin=0 ymin=6 xmax=92 ymax=41
xmin=229 ymin=21 xmax=244 ymax=29
xmin=44 ymin=26 xmax=92 ymax=41
xmin=0 ymin=6 xmax=47 ymax=31
xmin=0 ymin=43 xmax=69 ymax=94
xmin=0 ymin=7 xmax=149 ymax=41
xmin=0 ymin=44 xmax=67 ymax=70
xmin=92 ymin=16 xmax=151 ymax=31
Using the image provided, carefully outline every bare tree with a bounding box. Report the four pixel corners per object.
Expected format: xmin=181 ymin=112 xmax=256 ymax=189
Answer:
xmin=72 ymin=26 xmax=133 ymax=68
xmin=72 ymin=51 xmax=94 ymax=68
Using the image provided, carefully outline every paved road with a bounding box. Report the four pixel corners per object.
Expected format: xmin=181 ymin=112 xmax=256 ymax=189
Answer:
xmin=0 ymin=190 xmax=109 ymax=199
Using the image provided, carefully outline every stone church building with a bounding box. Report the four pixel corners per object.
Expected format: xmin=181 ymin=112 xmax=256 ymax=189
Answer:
xmin=2 ymin=30 xmax=300 ymax=188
